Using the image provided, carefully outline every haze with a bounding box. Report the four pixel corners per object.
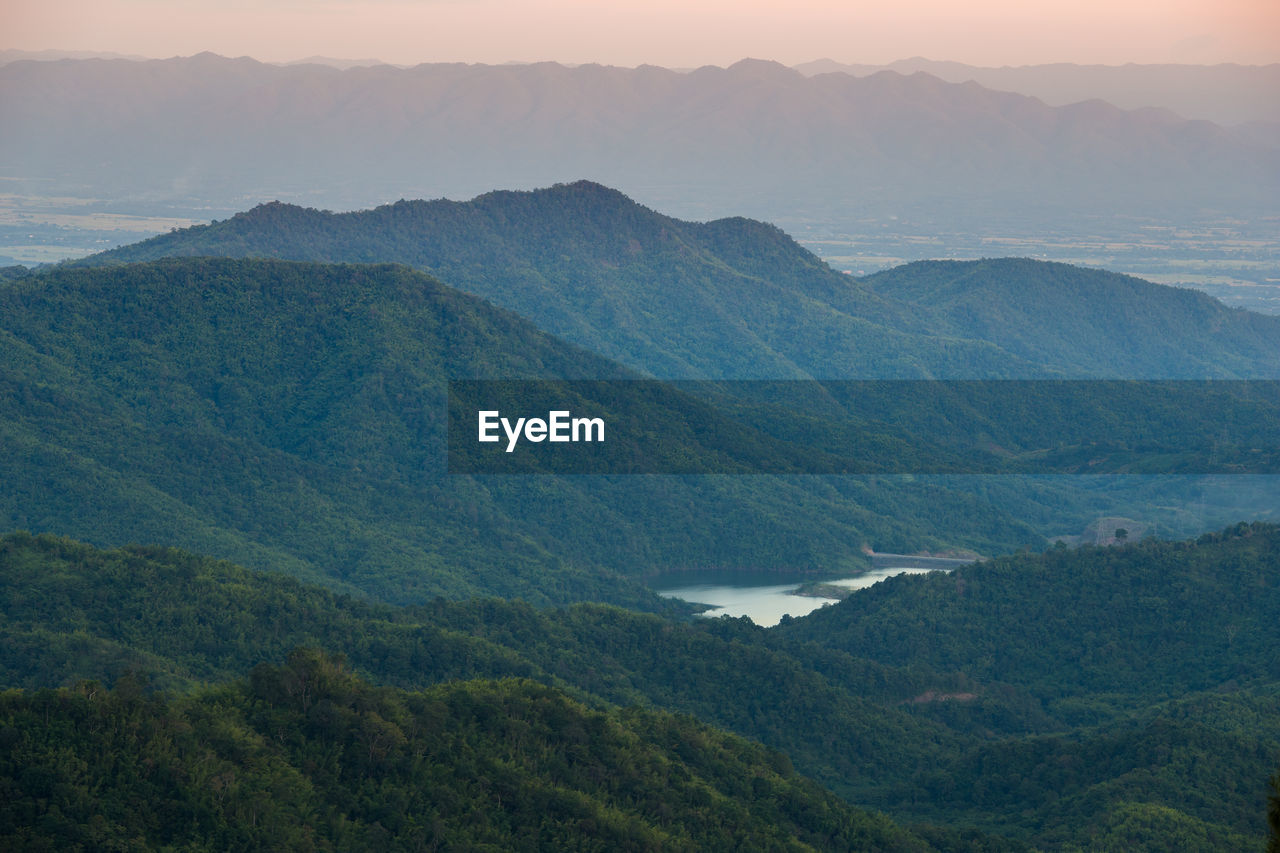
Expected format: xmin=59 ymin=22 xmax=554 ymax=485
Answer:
xmin=5 ymin=0 xmax=1279 ymax=67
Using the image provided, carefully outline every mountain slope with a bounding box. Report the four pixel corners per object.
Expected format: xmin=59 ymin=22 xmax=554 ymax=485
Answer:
xmin=3 ymin=530 xmax=1276 ymax=851
xmin=84 ymin=181 xmax=1280 ymax=379
xmin=3 ymin=661 xmax=936 ymax=851
xmin=86 ymin=182 xmax=1033 ymax=379
xmin=8 ymin=256 xmax=1105 ymax=605
xmin=862 ymin=258 xmax=1280 ymax=377
xmin=0 ymin=257 xmax=642 ymax=604
xmin=775 ymin=521 xmax=1280 ymax=702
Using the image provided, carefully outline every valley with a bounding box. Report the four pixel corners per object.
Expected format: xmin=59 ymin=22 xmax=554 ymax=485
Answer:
xmin=1 ymin=41 xmax=1278 ymax=850
xmin=2 ymin=197 xmax=1276 ymax=846
xmin=653 ymin=565 xmax=946 ymax=626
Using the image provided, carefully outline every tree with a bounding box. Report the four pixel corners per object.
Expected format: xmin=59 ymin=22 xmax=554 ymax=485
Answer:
xmin=1268 ymin=771 xmax=1280 ymax=853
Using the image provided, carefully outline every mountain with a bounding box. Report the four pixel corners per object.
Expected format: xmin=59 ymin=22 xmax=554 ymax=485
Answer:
xmin=3 ymin=529 xmax=1276 ymax=851
xmin=861 ymin=258 xmax=1280 ymax=378
xmin=2 ymin=54 xmax=1273 ymax=229
xmin=3 ymin=660 xmax=934 ymax=852
xmin=85 ymin=182 xmax=1035 ymax=379
xmin=0 ymin=256 xmax=644 ymax=605
xmin=794 ymin=58 xmax=1280 ymax=127
xmin=86 ymin=181 xmax=1280 ymax=380
xmin=772 ymin=520 xmax=1280 ymax=842
xmin=775 ymin=520 xmax=1280 ymax=702
xmin=0 ymin=530 xmax=982 ymax=800
xmin=12 ymin=255 xmax=1130 ymax=607
xmin=0 ymin=49 xmax=152 ymax=65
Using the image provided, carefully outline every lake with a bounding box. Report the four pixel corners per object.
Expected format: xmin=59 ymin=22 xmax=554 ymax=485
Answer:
xmin=652 ymin=566 xmax=944 ymax=627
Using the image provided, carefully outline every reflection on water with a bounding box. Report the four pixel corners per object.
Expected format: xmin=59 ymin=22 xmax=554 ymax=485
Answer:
xmin=828 ymin=566 xmax=939 ymax=591
xmin=653 ymin=567 xmax=944 ymax=627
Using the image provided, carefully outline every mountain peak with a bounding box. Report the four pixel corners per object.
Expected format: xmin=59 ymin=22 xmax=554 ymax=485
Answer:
xmin=548 ymin=179 xmax=635 ymax=201
xmin=469 ymin=180 xmax=650 ymax=222
xmin=725 ymin=58 xmax=803 ymax=79
xmin=233 ymin=200 xmax=326 ymax=223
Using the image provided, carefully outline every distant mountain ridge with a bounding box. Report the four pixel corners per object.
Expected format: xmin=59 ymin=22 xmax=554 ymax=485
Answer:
xmin=794 ymin=58 xmax=1280 ymax=126
xmin=2 ymin=53 xmax=1272 ymax=228
xmin=87 ymin=181 xmax=1280 ymax=379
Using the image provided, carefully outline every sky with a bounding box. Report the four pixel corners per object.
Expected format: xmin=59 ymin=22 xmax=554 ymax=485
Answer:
xmin=3 ymin=0 xmax=1279 ymax=68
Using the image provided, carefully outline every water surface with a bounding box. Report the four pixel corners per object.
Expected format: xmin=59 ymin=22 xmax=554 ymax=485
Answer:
xmin=653 ymin=566 xmax=944 ymax=627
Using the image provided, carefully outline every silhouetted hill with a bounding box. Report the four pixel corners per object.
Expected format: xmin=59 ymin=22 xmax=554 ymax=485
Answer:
xmin=794 ymin=58 xmax=1280 ymax=126
xmin=3 ymin=54 xmax=1273 ymax=227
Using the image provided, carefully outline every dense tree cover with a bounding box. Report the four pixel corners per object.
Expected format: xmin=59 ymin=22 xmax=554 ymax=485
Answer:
xmin=1 ymin=651 xmax=938 ymax=852
xmin=1270 ymin=771 xmax=1280 ymax=853
xmin=82 ymin=182 xmax=1280 ymax=380
xmin=3 ymin=530 xmax=1278 ymax=850
xmin=0 ymin=531 xmax=976 ymax=794
xmin=79 ymin=183 xmax=1032 ymax=380
xmin=698 ymin=379 xmax=1280 ymax=474
xmin=892 ymin=691 xmax=1280 ymax=848
xmin=775 ymin=520 xmax=1280 ymax=703
xmin=863 ymin=258 xmax=1280 ymax=379
xmin=18 ymin=254 xmax=1217 ymax=609
xmin=6 ymin=256 xmax=1276 ymax=611
xmin=7 ymin=189 xmax=1280 ymax=850
xmin=3 ymin=256 xmax=1046 ymax=605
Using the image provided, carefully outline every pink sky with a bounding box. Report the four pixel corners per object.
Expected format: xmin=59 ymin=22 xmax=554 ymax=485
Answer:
xmin=4 ymin=0 xmax=1278 ymax=67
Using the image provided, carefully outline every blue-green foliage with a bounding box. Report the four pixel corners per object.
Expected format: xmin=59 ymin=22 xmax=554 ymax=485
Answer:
xmin=2 ymin=530 xmax=1277 ymax=851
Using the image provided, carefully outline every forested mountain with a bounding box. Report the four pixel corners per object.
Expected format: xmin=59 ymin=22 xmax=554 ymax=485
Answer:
xmin=776 ymin=520 xmax=1280 ymax=703
xmin=862 ymin=258 xmax=1280 ymax=377
xmin=3 ymin=660 xmax=935 ymax=852
xmin=13 ymin=255 xmax=1146 ymax=607
xmin=2 ymin=530 xmax=1276 ymax=850
xmin=85 ymin=183 xmax=1031 ymax=380
xmin=6 ymin=50 xmax=1279 ymax=853
xmin=9 ymin=252 xmax=1278 ymax=609
xmin=0 ymin=256 xmax=652 ymax=605
xmin=85 ymin=181 xmax=1280 ymax=379
xmin=2 ymin=54 xmax=1273 ymax=230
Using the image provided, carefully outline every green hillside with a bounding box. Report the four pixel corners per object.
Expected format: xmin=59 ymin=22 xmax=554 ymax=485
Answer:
xmin=776 ymin=521 xmax=1280 ymax=703
xmin=2 ymin=659 xmax=934 ymax=852
xmin=863 ymin=258 xmax=1280 ymax=378
xmin=83 ymin=181 xmax=1280 ymax=380
xmin=3 ymin=530 xmax=1277 ymax=851
xmin=0 ymin=256 xmax=665 ymax=605
xmin=76 ymin=183 xmax=1035 ymax=379
xmin=6 ymin=256 xmax=1121 ymax=608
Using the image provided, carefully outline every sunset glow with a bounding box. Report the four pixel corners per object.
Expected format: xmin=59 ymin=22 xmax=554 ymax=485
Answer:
xmin=4 ymin=0 xmax=1278 ymax=67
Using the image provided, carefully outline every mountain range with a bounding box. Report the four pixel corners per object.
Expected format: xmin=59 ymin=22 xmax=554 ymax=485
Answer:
xmin=4 ymin=183 xmax=1274 ymax=605
xmin=13 ymin=254 xmax=1122 ymax=608
xmin=87 ymin=181 xmax=1280 ymax=380
xmin=795 ymin=58 xmax=1280 ymax=126
xmin=2 ymin=54 xmax=1274 ymax=230
xmin=3 ymin=124 xmax=1279 ymax=847
xmin=4 ymin=526 xmax=1277 ymax=850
